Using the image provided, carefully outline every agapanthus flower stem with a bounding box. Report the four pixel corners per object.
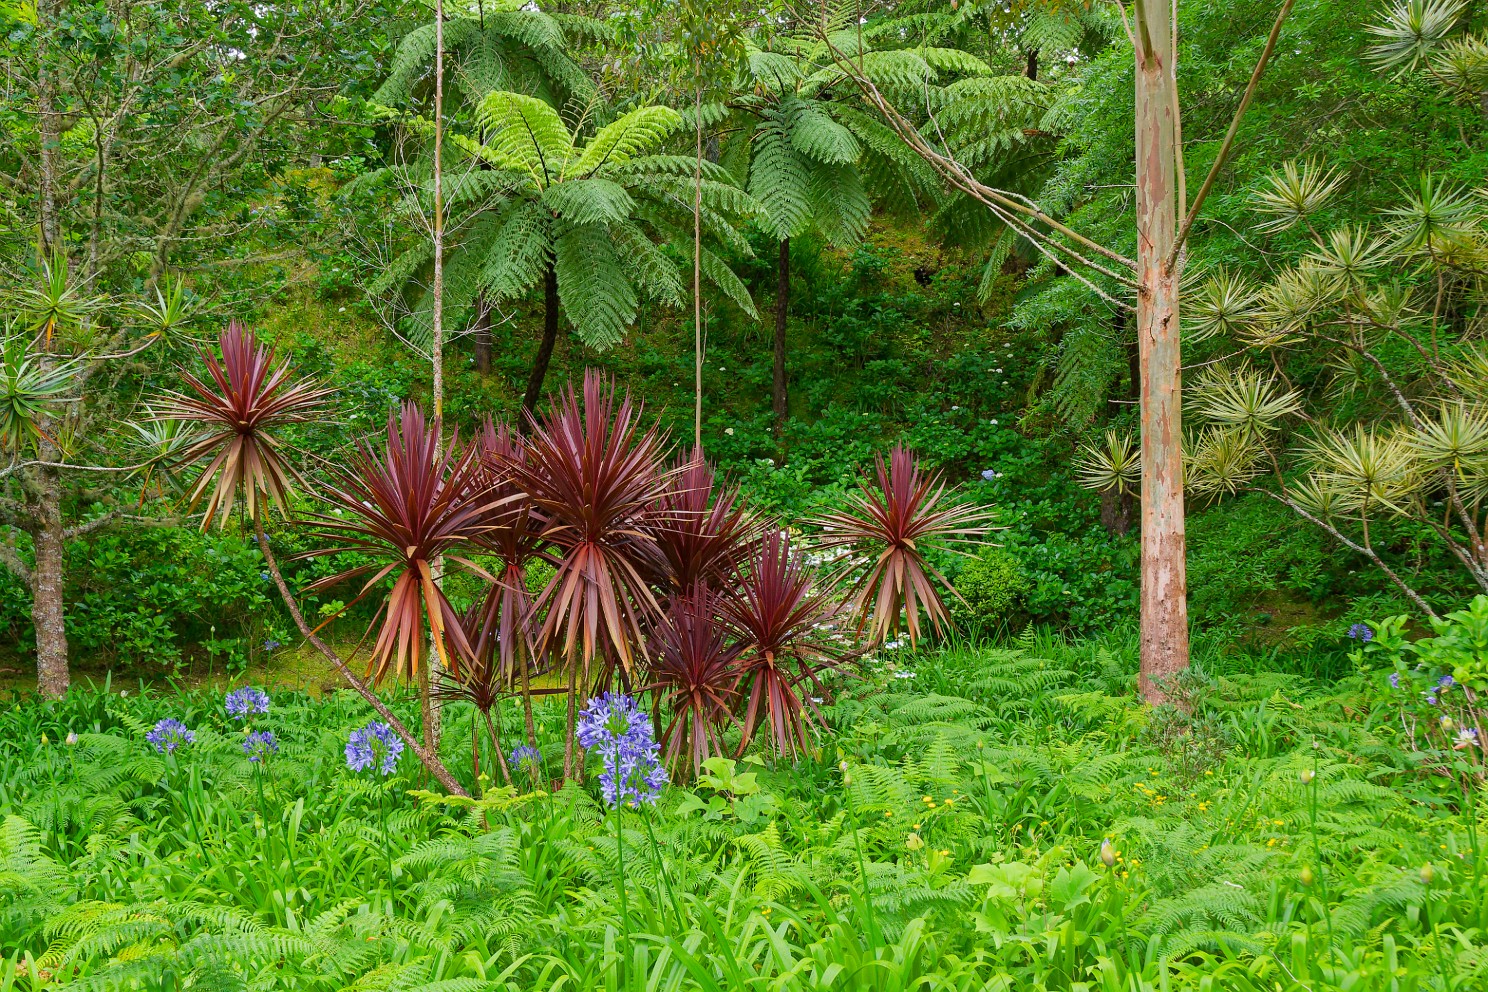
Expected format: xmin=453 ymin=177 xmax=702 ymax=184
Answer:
xmin=612 ymin=756 xmax=631 ymax=988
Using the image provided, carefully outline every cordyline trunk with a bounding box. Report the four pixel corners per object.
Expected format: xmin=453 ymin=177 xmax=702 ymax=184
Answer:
xmin=1134 ymin=0 xmax=1190 ymax=703
xmin=773 ymin=237 xmax=789 ymax=429
xmin=522 ymin=266 xmax=560 ymax=417
xmin=31 ymin=467 xmax=68 ymax=697
xmin=252 ymin=516 xmax=468 ymax=796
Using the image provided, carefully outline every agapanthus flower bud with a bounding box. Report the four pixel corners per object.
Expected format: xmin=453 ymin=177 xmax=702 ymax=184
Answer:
xmin=1299 ymin=768 xmax=1315 ymax=785
xmin=1299 ymin=866 xmax=1315 ymax=887
xmin=1100 ymin=838 xmax=1116 ymax=868
xmin=1420 ymin=863 xmax=1435 ymax=884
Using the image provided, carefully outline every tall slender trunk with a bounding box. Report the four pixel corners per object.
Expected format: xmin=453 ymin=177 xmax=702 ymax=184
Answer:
xmin=1134 ymin=0 xmax=1189 ymax=703
xmin=773 ymin=237 xmax=790 ymax=428
xmin=31 ymin=468 xmax=68 ymax=698
xmin=425 ymin=0 xmax=447 ymax=751
xmin=36 ymin=0 xmax=61 ymax=257
xmin=522 ymin=265 xmax=560 ymax=417
xmin=693 ymin=87 xmax=704 ymax=450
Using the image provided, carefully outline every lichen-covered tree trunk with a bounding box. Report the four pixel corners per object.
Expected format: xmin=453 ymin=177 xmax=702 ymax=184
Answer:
xmin=1134 ymin=0 xmax=1189 ymax=703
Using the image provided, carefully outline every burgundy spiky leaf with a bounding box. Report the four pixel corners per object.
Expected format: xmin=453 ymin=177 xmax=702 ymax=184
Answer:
xmin=300 ymin=402 xmax=509 ymax=684
xmin=648 ymin=450 xmax=759 ymax=594
xmin=723 ymin=530 xmax=843 ymax=760
xmin=465 ymin=418 xmax=549 ymax=683
xmin=511 ymin=370 xmax=673 ymax=674
xmin=646 ymin=586 xmax=745 ymax=778
xmin=159 ymin=322 xmax=334 ymax=528
xmin=812 ymin=445 xmax=992 ymax=647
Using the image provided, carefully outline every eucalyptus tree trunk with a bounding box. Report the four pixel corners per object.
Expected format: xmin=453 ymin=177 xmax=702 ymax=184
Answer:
xmin=1133 ymin=0 xmax=1190 ymax=703
xmin=773 ymin=237 xmax=790 ymax=429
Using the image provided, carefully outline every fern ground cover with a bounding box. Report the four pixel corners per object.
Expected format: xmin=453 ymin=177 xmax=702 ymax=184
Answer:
xmin=1 ymin=642 xmax=1483 ymax=991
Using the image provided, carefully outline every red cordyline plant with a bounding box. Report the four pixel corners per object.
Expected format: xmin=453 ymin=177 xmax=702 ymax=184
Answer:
xmin=647 ymin=586 xmax=745 ymax=777
xmin=511 ymin=371 xmax=673 ymax=776
xmin=512 ymin=370 xmax=672 ymax=676
xmin=813 ymin=445 xmax=991 ymax=647
xmin=649 ymin=451 xmax=758 ymax=594
xmin=158 ymin=321 xmax=334 ymax=529
xmin=165 ymin=325 xmax=469 ymax=796
xmin=724 ymin=530 xmax=844 ymax=760
xmin=303 ymin=402 xmax=507 ymax=685
xmin=458 ymin=418 xmax=550 ymax=747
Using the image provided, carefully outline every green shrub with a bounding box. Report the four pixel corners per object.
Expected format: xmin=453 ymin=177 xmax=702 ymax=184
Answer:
xmin=950 ymin=546 xmax=1029 ymax=631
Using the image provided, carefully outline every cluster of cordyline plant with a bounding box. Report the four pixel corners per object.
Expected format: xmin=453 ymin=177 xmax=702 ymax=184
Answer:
xmin=157 ymin=325 xmax=991 ymax=791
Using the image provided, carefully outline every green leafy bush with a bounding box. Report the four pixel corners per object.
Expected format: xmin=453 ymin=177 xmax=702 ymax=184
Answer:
xmin=949 ymin=546 xmax=1029 ymax=632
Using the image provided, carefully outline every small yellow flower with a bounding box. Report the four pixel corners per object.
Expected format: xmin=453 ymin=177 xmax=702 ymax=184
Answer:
xmin=762 ymin=906 xmax=772 ymax=915
xmin=1273 ymin=819 xmax=1284 ymax=826
xmin=943 ymin=797 xmax=954 ymax=806
xmin=939 ymin=849 xmax=950 ymax=856
xmin=884 ymin=810 xmax=894 ymax=819
xmin=922 ymin=796 xmax=933 ymax=803
xmin=1204 ymin=770 xmax=1214 ymax=776
xmin=913 ymin=823 xmax=921 ymax=829
xmin=1197 ymin=801 xmax=1211 ymax=812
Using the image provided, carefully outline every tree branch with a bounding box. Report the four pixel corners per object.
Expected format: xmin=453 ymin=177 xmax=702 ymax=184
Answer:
xmin=1167 ymin=0 xmax=1296 ymax=271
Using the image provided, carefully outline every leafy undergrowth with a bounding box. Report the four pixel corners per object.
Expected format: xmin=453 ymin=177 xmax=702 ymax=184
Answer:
xmin=1 ymin=646 xmax=1484 ymax=991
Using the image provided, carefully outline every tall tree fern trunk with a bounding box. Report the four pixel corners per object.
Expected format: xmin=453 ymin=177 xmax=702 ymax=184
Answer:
xmin=1134 ymin=0 xmax=1189 ymax=703
xmin=523 ymin=265 xmax=560 ymax=417
xmin=473 ymin=294 xmax=493 ymax=374
xmin=773 ymin=237 xmax=789 ymax=430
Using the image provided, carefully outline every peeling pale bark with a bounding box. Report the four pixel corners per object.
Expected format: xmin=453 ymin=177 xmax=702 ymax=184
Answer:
xmin=1134 ymin=0 xmax=1190 ymax=703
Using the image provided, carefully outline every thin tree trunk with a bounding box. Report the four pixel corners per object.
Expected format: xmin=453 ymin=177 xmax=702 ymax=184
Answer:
xmin=522 ymin=265 xmax=560 ymax=417
xmin=36 ymin=0 xmax=61 ymax=258
xmin=693 ymin=87 xmax=704 ymax=450
xmin=1025 ymin=48 xmax=1038 ymax=81
xmin=31 ymin=468 xmax=68 ymax=698
xmin=252 ymin=516 xmax=468 ymax=795
xmin=425 ymin=0 xmax=446 ymax=752
xmin=1133 ymin=0 xmax=1190 ymax=703
xmin=773 ymin=237 xmax=790 ymax=429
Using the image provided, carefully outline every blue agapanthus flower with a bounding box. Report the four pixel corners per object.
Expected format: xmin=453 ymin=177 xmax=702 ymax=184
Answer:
xmin=345 ymin=721 xmax=403 ymax=776
xmin=225 ymin=686 xmax=270 ymax=720
xmin=1389 ymin=672 xmax=1400 ymax=689
xmin=243 ymin=729 xmax=278 ymax=763
xmin=576 ymin=693 xmax=668 ymax=808
xmin=147 ymin=718 xmax=195 ymax=754
xmin=510 ymin=744 xmax=542 ymax=774
xmin=980 ymin=469 xmax=997 ymax=482
xmin=1438 ymin=674 xmax=1455 ymax=688
xmin=1347 ymin=623 xmax=1373 ymax=642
